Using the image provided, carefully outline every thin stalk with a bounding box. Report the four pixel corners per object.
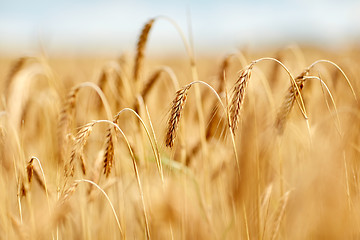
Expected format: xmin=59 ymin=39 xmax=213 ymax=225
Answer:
xmin=94 ymin=120 xmax=150 ymax=239
xmin=113 ymin=108 xmax=164 ymax=183
xmin=74 ymin=179 xmax=124 ymax=239
xmin=77 ymin=82 xmax=113 ymax=121
xmin=307 ymin=59 xmax=358 ymax=102
xmin=252 ymin=57 xmax=308 ymax=119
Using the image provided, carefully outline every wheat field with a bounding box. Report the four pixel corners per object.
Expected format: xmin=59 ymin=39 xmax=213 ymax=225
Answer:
xmin=1 ymin=18 xmax=360 ymax=240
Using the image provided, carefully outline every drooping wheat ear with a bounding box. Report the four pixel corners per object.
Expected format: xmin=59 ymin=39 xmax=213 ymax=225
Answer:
xmin=66 ymin=122 xmax=95 ymax=177
xmin=166 ymin=84 xmax=191 ymax=148
xmin=103 ymin=127 xmax=114 ymax=177
xmin=133 ymin=18 xmax=155 ymax=83
xmin=229 ymin=65 xmax=253 ymax=134
xmin=58 ymin=181 xmax=79 ymax=205
xmin=187 ymin=55 xmax=233 ymax=161
xmin=103 ymin=113 xmax=121 ymax=178
xmin=58 ymin=86 xmax=80 ymax=162
xmin=275 ymin=69 xmax=309 ymax=134
xmin=26 ymin=158 xmax=34 ymax=184
xmin=26 ymin=157 xmax=47 ymax=192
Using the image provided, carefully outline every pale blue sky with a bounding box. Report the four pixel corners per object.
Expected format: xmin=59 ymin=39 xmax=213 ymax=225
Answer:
xmin=1 ymin=0 xmax=360 ymax=56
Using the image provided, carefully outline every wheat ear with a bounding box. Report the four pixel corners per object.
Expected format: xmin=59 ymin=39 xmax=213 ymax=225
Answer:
xmin=229 ymin=65 xmax=253 ymax=134
xmin=275 ymin=70 xmax=308 ymax=134
xmin=133 ymin=18 xmax=155 ymax=83
xmin=26 ymin=158 xmax=34 ymax=184
xmin=103 ymin=126 xmax=115 ymax=178
xmin=67 ymin=122 xmax=95 ymax=177
xmin=166 ymin=85 xmax=191 ymax=148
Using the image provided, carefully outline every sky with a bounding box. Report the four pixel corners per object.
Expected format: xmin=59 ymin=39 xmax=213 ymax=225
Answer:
xmin=0 ymin=0 xmax=360 ymax=56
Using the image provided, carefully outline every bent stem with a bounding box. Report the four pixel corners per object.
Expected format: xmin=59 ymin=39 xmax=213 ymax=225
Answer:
xmin=30 ymin=157 xmax=51 ymax=213
xmin=190 ymin=78 xmax=240 ymax=176
xmin=252 ymin=57 xmax=308 ymax=120
xmin=303 ymin=76 xmax=342 ymax=136
xmin=306 ymin=59 xmax=358 ymax=102
xmin=94 ymin=120 xmax=150 ymax=239
xmin=113 ymin=108 xmax=164 ymax=183
xmin=76 ymin=82 xmax=113 ymax=121
xmin=74 ymin=179 xmax=124 ymax=239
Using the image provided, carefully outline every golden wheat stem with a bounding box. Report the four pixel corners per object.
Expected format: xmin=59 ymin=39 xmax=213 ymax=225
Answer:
xmin=30 ymin=157 xmax=51 ymax=212
xmin=113 ymin=107 xmax=164 ymax=183
xmin=243 ymin=201 xmax=250 ymax=240
xmin=342 ymin=151 xmax=352 ymax=211
xmin=303 ymin=76 xmax=342 ymax=135
xmin=144 ymin=105 xmax=162 ymax=169
xmin=252 ymin=57 xmax=308 ymax=119
xmin=74 ymin=179 xmax=124 ymax=238
xmin=94 ymin=120 xmax=150 ymax=239
xmin=271 ymin=191 xmax=291 ymax=240
xmin=307 ymin=59 xmax=358 ymax=102
xmin=77 ymin=82 xmax=113 ymax=121
xmin=261 ymin=184 xmax=273 ymax=240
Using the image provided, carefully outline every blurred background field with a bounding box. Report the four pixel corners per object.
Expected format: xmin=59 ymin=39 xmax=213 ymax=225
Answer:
xmin=1 ymin=1 xmax=360 ymax=240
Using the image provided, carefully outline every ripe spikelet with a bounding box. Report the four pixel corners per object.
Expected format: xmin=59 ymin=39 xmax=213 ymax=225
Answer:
xmin=67 ymin=122 xmax=95 ymax=177
xmin=275 ymin=70 xmax=308 ymax=134
xmin=133 ymin=18 xmax=155 ymax=82
xmin=103 ymin=127 xmax=114 ymax=177
xmin=166 ymin=85 xmax=191 ymax=148
xmin=26 ymin=158 xmax=34 ymax=184
xmin=229 ymin=66 xmax=253 ymax=134
xmin=58 ymin=182 xmax=79 ymax=205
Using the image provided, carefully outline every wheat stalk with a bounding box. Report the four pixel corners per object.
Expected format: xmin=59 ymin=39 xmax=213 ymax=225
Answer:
xmin=271 ymin=191 xmax=291 ymax=240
